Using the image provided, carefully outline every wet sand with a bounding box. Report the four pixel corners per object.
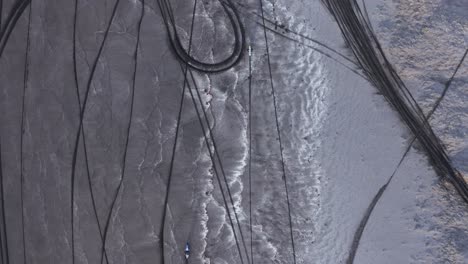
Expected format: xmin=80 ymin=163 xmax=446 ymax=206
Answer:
xmin=0 ymin=0 xmax=467 ymax=263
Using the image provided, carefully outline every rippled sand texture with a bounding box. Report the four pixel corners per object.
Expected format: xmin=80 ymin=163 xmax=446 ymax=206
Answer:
xmin=244 ymin=0 xmax=329 ymax=263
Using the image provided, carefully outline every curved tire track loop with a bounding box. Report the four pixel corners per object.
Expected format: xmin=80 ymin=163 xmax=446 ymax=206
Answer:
xmin=158 ymin=0 xmax=245 ymax=73
xmin=157 ymin=0 xmax=250 ymax=262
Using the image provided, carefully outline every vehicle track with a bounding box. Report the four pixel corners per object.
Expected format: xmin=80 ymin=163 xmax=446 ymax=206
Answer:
xmin=248 ymin=45 xmax=254 ymax=264
xmin=0 ymin=0 xmax=30 ymax=58
xmin=0 ymin=141 xmax=9 ymax=264
xmin=258 ymin=0 xmax=296 ymax=263
xmin=158 ymin=0 xmax=245 ymax=73
xmin=317 ymin=0 xmax=468 ymax=262
xmin=157 ymin=0 xmax=198 ymax=263
xmin=69 ymin=0 xmax=122 ymax=263
xmin=72 ymin=1 xmax=110 ymax=263
xmin=157 ymin=0 xmax=251 ymax=263
xmin=185 ymin=68 xmax=249 ymax=264
xmin=0 ymin=0 xmax=3 ymax=29
xmin=19 ymin=2 xmax=32 ymax=263
xmin=233 ymin=1 xmax=360 ymax=68
xmin=189 ymin=66 xmax=252 ymax=264
xmin=97 ymin=1 xmax=144 ymax=263
xmin=347 ymin=48 xmax=468 ymax=264
xmin=320 ymin=0 xmax=468 ymax=202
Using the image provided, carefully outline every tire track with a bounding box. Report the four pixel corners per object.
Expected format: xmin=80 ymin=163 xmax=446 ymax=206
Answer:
xmin=188 ymin=64 xmax=252 ymax=263
xmin=0 ymin=140 xmax=9 ymax=264
xmin=185 ymin=68 xmax=249 ymax=264
xmin=248 ymin=45 xmax=254 ymax=264
xmin=157 ymin=0 xmax=250 ymax=263
xmin=158 ymin=0 xmax=245 ymax=73
xmin=19 ymin=2 xmax=32 ymax=263
xmin=258 ymin=0 xmax=296 ymax=263
xmin=0 ymin=0 xmax=3 ymax=29
xmin=231 ymin=0 xmax=368 ymax=81
xmin=0 ymin=0 xmax=30 ymax=58
xmin=233 ymin=1 xmax=359 ymax=67
xmin=320 ymin=0 xmax=468 ymax=203
xmin=347 ymin=48 xmax=468 ymax=264
xmin=72 ymin=0 xmax=110 ymax=263
xmin=98 ymin=1 xmax=144 ymax=263
xmin=69 ymin=0 xmax=122 ymax=263
xmin=318 ymin=0 xmax=468 ymax=262
xmin=157 ymin=0 xmax=197 ymax=262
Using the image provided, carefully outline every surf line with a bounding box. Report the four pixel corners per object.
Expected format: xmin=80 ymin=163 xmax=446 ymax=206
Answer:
xmin=157 ymin=0 xmax=251 ymax=262
xmin=257 ymin=0 xmax=297 ymax=263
